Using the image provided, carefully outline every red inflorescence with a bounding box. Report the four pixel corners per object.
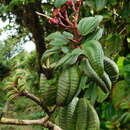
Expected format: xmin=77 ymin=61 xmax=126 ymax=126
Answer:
xmin=53 ymin=8 xmax=60 ymax=17
xmin=66 ymin=0 xmax=73 ymax=6
xmin=76 ymin=0 xmax=81 ymax=7
xmin=49 ymin=18 xmax=56 ymax=24
xmin=60 ymin=5 xmax=66 ymax=13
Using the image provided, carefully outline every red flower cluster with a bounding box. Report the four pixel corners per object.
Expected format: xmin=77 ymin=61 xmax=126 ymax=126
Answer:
xmin=49 ymin=0 xmax=81 ymax=25
xmin=66 ymin=0 xmax=73 ymax=6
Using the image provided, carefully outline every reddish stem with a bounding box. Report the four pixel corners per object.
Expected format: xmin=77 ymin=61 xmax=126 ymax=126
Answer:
xmin=59 ymin=12 xmax=64 ymax=19
xmin=64 ymin=10 xmax=73 ymax=26
xmin=66 ymin=37 xmax=79 ymax=43
xmin=73 ymin=0 xmax=81 ymax=42
xmin=72 ymin=2 xmax=76 ymax=13
xmin=58 ymin=18 xmax=73 ymax=29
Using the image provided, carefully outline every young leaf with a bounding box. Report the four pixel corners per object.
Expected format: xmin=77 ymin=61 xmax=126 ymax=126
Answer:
xmin=78 ymin=15 xmax=103 ymax=36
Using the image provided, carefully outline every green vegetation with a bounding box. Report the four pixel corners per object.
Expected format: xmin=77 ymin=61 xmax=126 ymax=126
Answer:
xmin=0 ymin=0 xmax=129 ymax=130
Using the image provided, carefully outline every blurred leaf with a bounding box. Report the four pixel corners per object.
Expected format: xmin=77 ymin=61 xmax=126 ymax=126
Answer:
xmin=117 ymin=56 xmax=125 ymax=77
xmin=55 ymin=0 xmax=68 ymax=8
xmin=112 ymin=80 xmax=130 ymax=109
xmin=86 ymin=0 xmax=96 ymax=9
xmin=105 ymin=34 xmax=123 ymax=56
xmin=96 ymin=0 xmax=107 ymax=11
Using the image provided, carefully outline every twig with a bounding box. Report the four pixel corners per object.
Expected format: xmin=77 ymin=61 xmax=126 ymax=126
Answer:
xmin=35 ymin=11 xmax=51 ymax=19
xmin=21 ymin=90 xmax=51 ymax=114
xmin=0 ymin=117 xmax=62 ymax=130
xmin=64 ymin=10 xmax=73 ymax=26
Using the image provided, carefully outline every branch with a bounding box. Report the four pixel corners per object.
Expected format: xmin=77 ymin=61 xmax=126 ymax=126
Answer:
xmin=0 ymin=117 xmax=62 ymax=130
xmin=21 ymin=90 xmax=51 ymax=114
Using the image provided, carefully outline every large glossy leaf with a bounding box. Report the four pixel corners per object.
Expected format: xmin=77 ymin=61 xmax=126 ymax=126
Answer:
xmin=56 ymin=67 xmax=80 ymax=106
xmin=59 ymin=97 xmax=79 ymax=130
xmin=66 ymin=66 xmax=80 ymax=104
xmin=78 ymin=15 xmax=103 ymax=36
xmin=59 ymin=98 xmax=100 ymax=130
xmin=82 ymin=40 xmax=104 ymax=76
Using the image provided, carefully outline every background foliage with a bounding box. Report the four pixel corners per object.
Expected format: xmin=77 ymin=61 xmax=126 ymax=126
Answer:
xmin=0 ymin=0 xmax=130 ymax=130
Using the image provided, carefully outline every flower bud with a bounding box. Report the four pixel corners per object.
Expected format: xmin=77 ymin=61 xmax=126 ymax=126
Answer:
xmin=60 ymin=6 xmax=66 ymax=13
xmin=49 ymin=18 xmax=55 ymax=24
xmin=66 ymin=0 xmax=73 ymax=6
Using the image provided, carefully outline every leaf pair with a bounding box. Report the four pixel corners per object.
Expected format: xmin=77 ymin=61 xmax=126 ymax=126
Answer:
xmin=59 ymin=97 xmax=100 ymax=130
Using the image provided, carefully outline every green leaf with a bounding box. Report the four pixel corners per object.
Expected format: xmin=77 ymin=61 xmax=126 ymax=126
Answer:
xmin=78 ymin=15 xmax=103 ymax=36
xmin=84 ymin=83 xmax=98 ymax=105
xmin=86 ymin=27 xmax=104 ymax=41
xmin=87 ymin=100 xmax=100 ymax=130
xmin=105 ymin=34 xmax=123 ymax=56
xmin=55 ymin=53 xmax=72 ymax=68
xmin=61 ymin=46 xmax=70 ymax=54
xmin=63 ymin=31 xmax=73 ymax=39
xmin=82 ymin=58 xmax=109 ymax=93
xmin=112 ymin=80 xmax=130 ymax=109
xmin=76 ymin=98 xmax=88 ymax=130
xmin=56 ymin=67 xmax=80 ymax=106
xmin=75 ymin=75 xmax=88 ymax=96
xmin=59 ymin=97 xmax=79 ymax=130
xmin=55 ymin=0 xmax=68 ymax=8
xmin=96 ymin=0 xmax=107 ymax=11
xmin=40 ymin=74 xmax=56 ymax=106
xmin=41 ymin=47 xmax=60 ymax=61
xmin=86 ymin=0 xmax=96 ymax=9
xmin=82 ymin=40 xmax=104 ymax=76
xmin=104 ymin=56 xmax=119 ymax=83
xmin=46 ymin=31 xmax=69 ymax=46
xmin=55 ymin=48 xmax=83 ymax=68
xmin=97 ymin=87 xmax=109 ymax=102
